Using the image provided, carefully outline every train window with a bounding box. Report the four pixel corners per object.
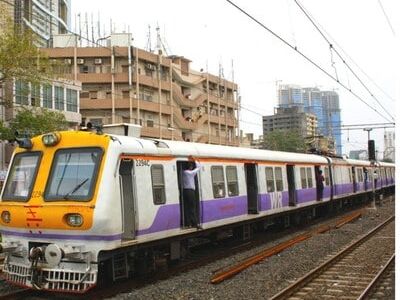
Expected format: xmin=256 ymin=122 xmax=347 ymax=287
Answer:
xmin=274 ymin=167 xmax=283 ymax=191
xmin=324 ymin=167 xmax=330 ymax=186
xmin=211 ymin=166 xmax=226 ymax=198
xmin=265 ymin=167 xmax=275 ymax=192
xmin=44 ymin=148 xmax=103 ymax=201
xmin=2 ymin=152 xmax=42 ymax=202
xmin=300 ymin=167 xmax=307 ymax=189
xmin=151 ymin=165 xmax=166 ymax=205
xmin=306 ymin=168 xmax=313 ymax=188
xmin=226 ymin=166 xmax=239 ymax=196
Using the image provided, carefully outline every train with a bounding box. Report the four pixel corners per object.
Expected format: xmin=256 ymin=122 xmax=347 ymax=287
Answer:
xmin=0 ymin=124 xmax=395 ymax=293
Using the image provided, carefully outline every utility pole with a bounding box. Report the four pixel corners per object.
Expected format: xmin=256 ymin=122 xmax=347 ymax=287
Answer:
xmin=364 ymin=127 xmax=376 ymax=209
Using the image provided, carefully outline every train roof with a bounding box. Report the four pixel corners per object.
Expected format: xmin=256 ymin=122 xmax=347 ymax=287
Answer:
xmin=112 ymin=135 xmax=329 ymax=164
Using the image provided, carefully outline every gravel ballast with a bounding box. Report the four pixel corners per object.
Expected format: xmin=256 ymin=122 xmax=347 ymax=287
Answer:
xmin=109 ymin=199 xmax=395 ymax=300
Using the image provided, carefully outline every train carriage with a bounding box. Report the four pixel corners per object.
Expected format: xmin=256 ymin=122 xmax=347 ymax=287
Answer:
xmin=0 ymin=126 xmax=394 ymax=293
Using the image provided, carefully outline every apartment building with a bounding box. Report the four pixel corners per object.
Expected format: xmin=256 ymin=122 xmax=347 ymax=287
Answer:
xmin=263 ymin=106 xmax=317 ymax=138
xmin=42 ymin=33 xmax=239 ymax=145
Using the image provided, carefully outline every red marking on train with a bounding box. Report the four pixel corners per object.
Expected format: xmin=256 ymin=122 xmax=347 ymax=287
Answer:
xmin=36 ymin=223 xmax=39 ymax=227
xmin=39 ymin=231 xmax=42 ymax=234
xmin=26 ymin=218 xmax=42 ymax=222
xmin=27 ymin=223 xmax=30 ymax=227
xmin=29 ymin=230 xmax=32 ymax=234
xmin=26 ymin=208 xmax=37 ymax=218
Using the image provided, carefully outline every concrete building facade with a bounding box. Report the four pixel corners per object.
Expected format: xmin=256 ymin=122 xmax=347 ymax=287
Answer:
xmin=42 ymin=33 xmax=239 ymax=145
xmin=277 ymin=84 xmax=342 ymax=154
xmin=384 ymin=131 xmax=395 ymax=162
xmin=262 ymin=106 xmax=317 ymax=138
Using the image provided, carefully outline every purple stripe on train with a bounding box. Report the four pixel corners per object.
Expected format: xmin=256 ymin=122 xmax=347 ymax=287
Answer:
xmin=136 ymin=182 xmax=380 ymax=236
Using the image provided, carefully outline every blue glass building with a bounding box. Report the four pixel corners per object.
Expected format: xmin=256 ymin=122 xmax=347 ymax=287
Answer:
xmin=277 ymin=85 xmax=342 ymax=155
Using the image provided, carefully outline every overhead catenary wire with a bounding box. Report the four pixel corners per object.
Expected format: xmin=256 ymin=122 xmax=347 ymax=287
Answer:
xmin=224 ymin=0 xmax=394 ymax=123
xmin=293 ymin=0 xmax=395 ymax=121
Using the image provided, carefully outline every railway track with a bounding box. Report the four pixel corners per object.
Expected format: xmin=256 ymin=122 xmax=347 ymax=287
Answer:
xmin=270 ymin=215 xmax=395 ymax=300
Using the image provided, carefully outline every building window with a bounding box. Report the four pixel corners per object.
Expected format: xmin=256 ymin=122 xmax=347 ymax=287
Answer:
xmin=211 ymin=166 xmax=225 ymax=198
xmin=275 ymin=167 xmax=283 ymax=191
xmin=151 ymin=165 xmax=166 ymax=205
xmin=42 ymin=84 xmax=53 ymax=108
xmin=66 ymin=89 xmax=78 ymax=112
xmin=226 ymin=166 xmax=239 ymax=196
xmin=54 ymin=86 xmax=64 ymax=110
xmin=31 ymin=84 xmax=40 ymax=107
xmin=80 ymin=91 xmax=89 ymax=98
xmin=265 ymin=167 xmax=275 ymax=192
xmin=146 ymin=120 xmax=154 ymax=127
xmin=15 ymin=80 xmax=29 ymax=105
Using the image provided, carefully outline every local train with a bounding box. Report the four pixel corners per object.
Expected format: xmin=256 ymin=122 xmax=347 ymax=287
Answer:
xmin=0 ymin=125 xmax=395 ymax=293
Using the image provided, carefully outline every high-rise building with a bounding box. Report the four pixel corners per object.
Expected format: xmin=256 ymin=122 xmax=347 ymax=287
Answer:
xmin=3 ymin=0 xmax=70 ymax=46
xmin=42 ymin=33 xmax=239 ymax=145
xmin=384 ymin=131 xmax=395 ymax=162
xmin=262 ymin=106 xmax=317 ymax=138
xmin=277 ymin=84 xmax=342 ymax=154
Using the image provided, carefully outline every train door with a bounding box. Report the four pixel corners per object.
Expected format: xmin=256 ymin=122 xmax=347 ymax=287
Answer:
xmin=176 ymin=161 xmax=200 ymax=227
xmin=314 ymin=165 xmax=321 ymax=200
xmin=287 ymin=165 xmax=297 ymax=206
xmin=351 ymin=167 xmax=357 ymax=193
xmin=119 ymin=159 xmax=136 ymax=240
xmin=245 ymin=163 xmax=259 ymax=214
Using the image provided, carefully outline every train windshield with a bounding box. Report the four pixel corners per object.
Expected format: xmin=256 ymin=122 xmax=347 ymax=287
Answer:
xmin=2 ymin=152 xmax=42 ymax=201
xmin=44 ymin=148 xmax=103 ymax=201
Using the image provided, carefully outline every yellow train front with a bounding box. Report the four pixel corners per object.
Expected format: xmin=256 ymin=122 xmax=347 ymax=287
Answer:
xmin=0 ymin=131 xmax=113 ymax=292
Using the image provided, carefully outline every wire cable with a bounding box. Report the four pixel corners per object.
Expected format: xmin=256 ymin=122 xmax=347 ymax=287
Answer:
xmin=293 ymin=0 xmax=395 ymax=121
xmin=224 ymin=0 xmax=393 ymax=123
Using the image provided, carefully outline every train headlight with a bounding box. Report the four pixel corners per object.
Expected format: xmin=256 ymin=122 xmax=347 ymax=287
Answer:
xmin=65 ymin=213 xmax=83 ymax=227
xmin=1 ymin=211 xmax=11 ymax=223
xmin=42 ymin=132 xmax=61 ymax=147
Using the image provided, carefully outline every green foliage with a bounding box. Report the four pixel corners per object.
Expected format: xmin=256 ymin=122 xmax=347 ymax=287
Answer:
xmin=0 ymin=13 xmax=53 ymax=105
xmin=262 ymin=129 xmax=308 ymax=153
xmin=0 ymin=107 xmax=68 ymax=140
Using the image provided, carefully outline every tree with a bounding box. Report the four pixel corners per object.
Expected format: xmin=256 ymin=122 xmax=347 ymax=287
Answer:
xmin=0 ymin=12 xmax=53 ymax=106
xmin=0 ymin=107 xmax=68 ymax=140
xmin=262 ymin=129 xmax=308 ymax=153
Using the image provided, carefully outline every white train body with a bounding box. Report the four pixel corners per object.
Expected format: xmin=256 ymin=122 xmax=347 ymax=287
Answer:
xmin=0 ymin=130 xmax=394 ymax=292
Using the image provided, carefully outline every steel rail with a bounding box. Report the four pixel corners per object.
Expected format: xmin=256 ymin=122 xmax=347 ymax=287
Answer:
xmin=270 ymin=215 xmax=394 ymax=300
xmin=210 ymin=209 xmax=364 ymax=284
xmin=357 ymin=253 xmax=395 ymax=300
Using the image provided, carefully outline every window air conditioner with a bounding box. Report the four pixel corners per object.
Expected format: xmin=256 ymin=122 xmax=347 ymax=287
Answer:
xmin=94 ymin=58 xmax=102 ymax=64
xmin=64 ymin=58 xmax=72 ymax=65
xmin=77 ymin=59 xmax=84 ymax=64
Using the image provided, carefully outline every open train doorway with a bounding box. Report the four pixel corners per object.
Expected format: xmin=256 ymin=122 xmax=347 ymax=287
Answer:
xmin=176 ymin=161 xmax=200 ymax=228
xmin=245 ymin=163 xmax=259 ymax=214
xmin=287 ymin=165 xmax=297 ymax=206
xmin=119 ymin=159 xmax=136 ymax=240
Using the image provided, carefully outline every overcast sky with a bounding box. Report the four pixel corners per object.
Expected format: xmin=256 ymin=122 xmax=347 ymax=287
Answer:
xmin=71 ymin=0 xmax=398 ymax=156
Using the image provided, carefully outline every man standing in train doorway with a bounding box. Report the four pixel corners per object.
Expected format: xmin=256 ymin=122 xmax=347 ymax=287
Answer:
xmin=316 ymin=169 xmax=325 ymax=201
xmin=183 ymin=158 xmax=202 ymax=229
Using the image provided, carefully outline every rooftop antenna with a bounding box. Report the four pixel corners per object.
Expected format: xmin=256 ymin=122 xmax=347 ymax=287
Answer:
xmin=156 ymin=24 xmax=161 ymax=53
xmin=85 ymin=12 xmax=89 ymax=46
xmin=145 ymin=25 xmax=152 ymax=52
xmin=91 ymin=12 xmax=94 ymax=43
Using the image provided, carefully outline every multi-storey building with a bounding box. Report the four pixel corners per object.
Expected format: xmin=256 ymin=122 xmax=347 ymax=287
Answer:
xmin=41 ymin=33 xmax=239 ymax=145
xmin=277 ymin=84 xmax=342 ymax=154
xmin=262 ymin=106 xmax=317 ymax=138
xmin=10 ymin=0 xmax=70 ymax=47
xmin=384 ymin=131 xmax=395 ymax=162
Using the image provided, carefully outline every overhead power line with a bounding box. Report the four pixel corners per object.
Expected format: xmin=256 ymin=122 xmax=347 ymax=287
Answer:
xmin=224 ymin=0 xmax=394 ymax=123
xmin=293 ymin=0 xmax=395 ymax=122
